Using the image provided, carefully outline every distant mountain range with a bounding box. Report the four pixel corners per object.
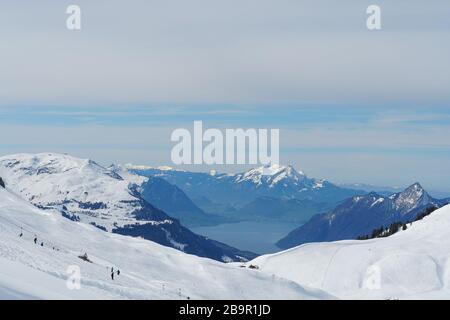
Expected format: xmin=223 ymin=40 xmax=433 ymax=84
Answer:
xmin=277 ymin=183 xmax=450 ymax=249
xmin=130 ymin=163 xmax=363 ymax=224
xmin=0 ymin=153 xmax=256 ymax=262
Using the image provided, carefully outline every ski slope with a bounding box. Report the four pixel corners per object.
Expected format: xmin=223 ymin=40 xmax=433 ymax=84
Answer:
xmin=0 ymin=187 xmax=330 ymax=300
xmin=251 ymin=204 xmax=450 ymax=299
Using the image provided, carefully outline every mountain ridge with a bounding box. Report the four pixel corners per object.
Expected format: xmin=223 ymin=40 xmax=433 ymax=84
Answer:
xmin=277 ymin=182 xmax=449 ymax=249
xmin=131 ymin=163 xmax=363 ymax=222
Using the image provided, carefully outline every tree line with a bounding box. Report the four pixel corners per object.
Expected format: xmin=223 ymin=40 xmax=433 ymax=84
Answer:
xmin=357 ymin=206 xmax=439 ymax=240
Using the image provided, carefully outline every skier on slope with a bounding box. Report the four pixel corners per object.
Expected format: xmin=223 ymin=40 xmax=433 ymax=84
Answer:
xmin=34 ymin=236 xmax=37 ymax=244
xmin=111 ymin=271 xmax=114 ymax=281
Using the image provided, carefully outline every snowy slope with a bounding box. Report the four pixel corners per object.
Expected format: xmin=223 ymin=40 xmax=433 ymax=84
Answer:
xmin=251 ymin=204 xmax=450 ymax=299
xmin=0 ymin=187 xmax=331 ymax=300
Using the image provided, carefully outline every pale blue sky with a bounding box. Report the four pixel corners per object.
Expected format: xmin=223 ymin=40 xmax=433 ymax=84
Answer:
xmin=0 ymin=1 xmax=449 ymax=192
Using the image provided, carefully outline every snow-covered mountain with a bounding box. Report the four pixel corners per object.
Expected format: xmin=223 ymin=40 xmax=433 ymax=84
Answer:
xmin=0 ymin=186 xmax=331 ymax=299
xmin=233 ymin=164 xmax=311 ymax=188
xmin=0 ymin=153 xmax=255 ymax=262
xmin=130 ymin=163 xmax=362 ymax=222
xmin=250 ymin=203 xmax=450 ymax=299
xmin=277 ymin=183 xmax=449 ymax=249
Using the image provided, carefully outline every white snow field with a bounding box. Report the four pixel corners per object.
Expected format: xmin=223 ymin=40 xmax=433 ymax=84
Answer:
xmin=0 ymin=187 xmax=330 ymax=300
xmin=0 ymin=153 xmax=150 ymax=230
xmin=251 ymin=204 xmax=450 ymax=300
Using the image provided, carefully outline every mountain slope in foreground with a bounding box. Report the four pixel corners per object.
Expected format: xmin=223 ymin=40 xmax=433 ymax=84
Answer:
xmin=251 ymin=204 xmax=450 ymax=299
xmin=0 ymin=187 xmax=331 ymax=299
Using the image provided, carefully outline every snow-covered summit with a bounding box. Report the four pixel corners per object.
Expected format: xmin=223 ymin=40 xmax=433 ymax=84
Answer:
xmin=0 ymin=153 xmax=141 ymax=230
xmin=234 ymin=164 xmax=311 ymax=187
xmin=391 ymin=182 xmax=431 ymax=214
xmin=3 ymin=153 xmax=120 ymax=179
xmin=259 ymin=164 xmax=304 ymax=177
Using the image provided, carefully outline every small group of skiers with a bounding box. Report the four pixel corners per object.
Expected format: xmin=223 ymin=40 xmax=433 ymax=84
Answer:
xmin=19 ymin=230 xmax=56 ymax=250
xmin=18 ymin=227 xmax=121 ymax=281
xmin=110 ymin=267 xmax=121 ymax=280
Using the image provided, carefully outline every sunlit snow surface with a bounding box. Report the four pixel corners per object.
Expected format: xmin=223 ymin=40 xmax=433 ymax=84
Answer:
xmin=0 ymin=187 xmax=330 ymax=300
xmin=251 ymin=204 xmax=450 ymax=299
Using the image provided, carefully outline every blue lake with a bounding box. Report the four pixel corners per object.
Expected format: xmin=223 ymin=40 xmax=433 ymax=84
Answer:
xmin=192 ymin=221 xmax=298 ymax=255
